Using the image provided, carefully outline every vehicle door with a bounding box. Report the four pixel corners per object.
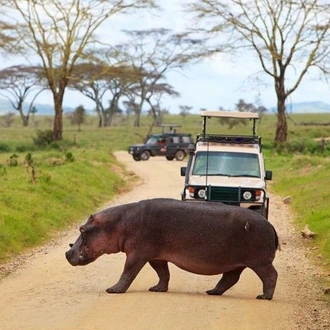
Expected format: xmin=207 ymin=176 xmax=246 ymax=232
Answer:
xmin=166 ymin=135 xmax=179 ymax=156
xmin=153 ymin=135 xmax=167 ymax=156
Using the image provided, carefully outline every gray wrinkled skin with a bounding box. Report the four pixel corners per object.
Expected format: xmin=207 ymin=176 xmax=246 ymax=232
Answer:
xmin=66 ymin=198 xmax=278 ymax=300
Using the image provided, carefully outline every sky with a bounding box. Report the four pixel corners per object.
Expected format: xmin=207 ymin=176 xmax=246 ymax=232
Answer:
xmin=1 ymin=1 xmax=330 ymax=114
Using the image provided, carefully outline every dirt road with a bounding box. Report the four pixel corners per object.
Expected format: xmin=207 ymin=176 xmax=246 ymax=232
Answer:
xmin=0 ymin=151 xmax=329 ymax=330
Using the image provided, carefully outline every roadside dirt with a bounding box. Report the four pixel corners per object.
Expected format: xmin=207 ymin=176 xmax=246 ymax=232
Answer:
xmin=0 ymin=151 xmax=329 ymax=330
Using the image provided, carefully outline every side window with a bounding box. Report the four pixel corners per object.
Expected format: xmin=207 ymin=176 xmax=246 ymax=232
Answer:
xmin=182 ymin=136 xmax=191 ymax=143
xmin=172 ymin=136 xmax=180 ymax=143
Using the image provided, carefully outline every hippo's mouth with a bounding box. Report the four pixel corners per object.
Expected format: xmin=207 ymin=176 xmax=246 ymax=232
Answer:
xmin=65 ymin=248 xmax=99 ymax=266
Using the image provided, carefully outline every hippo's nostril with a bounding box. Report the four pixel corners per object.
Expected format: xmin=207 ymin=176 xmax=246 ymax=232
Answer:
xmin=69 ymin=243 xmax=73 ymax=248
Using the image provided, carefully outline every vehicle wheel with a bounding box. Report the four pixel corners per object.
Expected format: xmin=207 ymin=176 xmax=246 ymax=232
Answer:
xmin=166 ymin=156 xmax=174 ymax=161
xmin=175 ymin=150 xmax=185 ymax=161
xmin=133 ymin=155 xmax=141 ymax=161
xmin=140 ymin=150 xmax=150 ymax=161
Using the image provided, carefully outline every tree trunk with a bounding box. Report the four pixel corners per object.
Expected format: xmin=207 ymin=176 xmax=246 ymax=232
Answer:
xmin=275 ymin=102 xmax=288 ymax=144
xmin=53 ymin=96 xmax=64 ymax=141
xmin=133 ymin=103 xmax=141 ymax=127
xmin=22 ymin=115 xmax=29 ymax=127
xmin=133 ymin=112 xmax=140 ymax=127
xmin=274 ymin=78 xmax=288 ymax=145
xmin=94 ymin=104 xmax=103 ymax=128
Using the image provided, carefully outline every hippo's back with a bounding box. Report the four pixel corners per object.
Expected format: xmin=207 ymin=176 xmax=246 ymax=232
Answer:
xmin=134 ymin=198 xmax=277 ymax=262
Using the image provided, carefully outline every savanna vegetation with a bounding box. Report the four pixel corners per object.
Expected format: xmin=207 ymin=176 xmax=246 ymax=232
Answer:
xmin=0 ymin=0 xmax=330 ymax=147
xmin=0 ymin=112 xmax=330 ymax=273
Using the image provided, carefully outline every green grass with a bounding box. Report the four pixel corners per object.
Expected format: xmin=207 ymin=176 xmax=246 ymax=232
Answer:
xmin=267 ymin=154 xmax=330 ymax=265
xmin=0 ymin=134 xmax=128 ymax=260
xmin=1 ymin=112 xmax=330 ymax=271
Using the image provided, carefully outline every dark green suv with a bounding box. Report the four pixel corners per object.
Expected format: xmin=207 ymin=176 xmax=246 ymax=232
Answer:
xmin=128 ymin=132 xmax=194 ymax=161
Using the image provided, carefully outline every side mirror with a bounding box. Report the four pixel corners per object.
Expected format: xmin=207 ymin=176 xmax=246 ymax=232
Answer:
xmin=180 ymin=167 xmax=186 ymax=176
xmin=265 ymin=170 xmax=272 ymax=181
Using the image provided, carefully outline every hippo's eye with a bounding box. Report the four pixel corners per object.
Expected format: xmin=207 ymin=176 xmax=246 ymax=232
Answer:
xmin=79 ymin=226 xmax=85 ymax=233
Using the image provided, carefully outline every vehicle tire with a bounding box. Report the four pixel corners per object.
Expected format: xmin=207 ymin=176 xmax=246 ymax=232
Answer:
xmin=140 ymin=150 xmax=150 ymax=161
xmin=175 ymin=150 xmax=185 ymax=161
xmin=133 ymin=155 xmax=141 ymax=161
xmin=166 ymin=156 xmax=174 ymax=161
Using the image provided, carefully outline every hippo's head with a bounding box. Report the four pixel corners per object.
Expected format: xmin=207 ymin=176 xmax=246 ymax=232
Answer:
xmin=65 ymin=213 xmax=118 ymax=266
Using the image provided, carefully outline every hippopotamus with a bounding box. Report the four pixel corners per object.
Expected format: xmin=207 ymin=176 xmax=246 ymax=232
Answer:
xmin=65 ymin=198 xmax=279 ymax=300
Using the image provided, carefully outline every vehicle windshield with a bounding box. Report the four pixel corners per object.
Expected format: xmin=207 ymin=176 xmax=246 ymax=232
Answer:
xmin=192 ymin=151 xmax=261 ymax=178
xmin=145 ymin=135 xmax=161 ymax=145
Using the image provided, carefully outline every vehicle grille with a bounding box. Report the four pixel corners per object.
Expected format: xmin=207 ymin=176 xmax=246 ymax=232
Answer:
xmin=209 ymin=187 xmax=240 ymax=202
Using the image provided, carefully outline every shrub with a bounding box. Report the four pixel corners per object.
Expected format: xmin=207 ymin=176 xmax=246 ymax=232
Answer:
xmin=8 ymin=154 xmax=19 ymax=166
xmin=33 ymin=129 xmax=54 ymax=148
xmin=65 ymin=152 xmax=75 ymax=162
xmin=275 ymin=138 xmax=330 ymax=156
xmin=16 ymin=143 xmax=35 ymax=153
xmin=0 ymin=143 xmax=11 ymax=153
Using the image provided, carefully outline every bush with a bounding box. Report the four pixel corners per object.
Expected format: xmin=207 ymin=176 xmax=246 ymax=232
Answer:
xmin=275 ymin=138 xmax=330 ymax=156
xmin=33 ymin=129 xmax=54 ymax=148
xmin=8 ymin=154 xmax=19 ymax=166
xmin=65 ymin=152 xmax=75 ymax=162
xmin=16 ymin=143 xmax=35 ymax=153
xmin=0 ymin=143 xmax=11 ymax=153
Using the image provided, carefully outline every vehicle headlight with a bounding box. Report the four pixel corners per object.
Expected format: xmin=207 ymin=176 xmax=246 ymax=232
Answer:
xmin=198 ymin=189 xmax=206 ymax=199
xmin=243 ymin=191 xmax=252 ymax=200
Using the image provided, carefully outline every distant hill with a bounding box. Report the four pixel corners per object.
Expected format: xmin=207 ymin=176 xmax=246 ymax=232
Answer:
xmin=0 ymin=98 xmax=94 ymax=116
xmin=269 ymin=101 xmax=330 ymax=114
xmin=285 ymin=101 xmax=330 ymax=113
xmin=0 ymin=97 xmax=330 ymax=115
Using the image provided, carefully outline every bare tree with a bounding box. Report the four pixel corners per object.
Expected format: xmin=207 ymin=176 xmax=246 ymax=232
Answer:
xmin=1 ymin=0 xmax=157 ymax=140
xmin=0 ymin=65 xmax=44 ymax=126
xmin=186 ymin=0 xmax=330 ymax=144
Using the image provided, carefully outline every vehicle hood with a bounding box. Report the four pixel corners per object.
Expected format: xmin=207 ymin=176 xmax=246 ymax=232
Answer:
xmin=129 ymin=144 xmax=146 ymax=148
xmin=188 ymin=175 xmax=265 ymax=188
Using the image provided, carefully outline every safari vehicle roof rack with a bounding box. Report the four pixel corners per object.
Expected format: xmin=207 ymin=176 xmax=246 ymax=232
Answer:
xmin=200 ymin=110 xmax=259 ymax=137
xmin=196 ymin=134 xmax=262 ymax=148
xmin=157 ymin=124 xmax=182 ymax=133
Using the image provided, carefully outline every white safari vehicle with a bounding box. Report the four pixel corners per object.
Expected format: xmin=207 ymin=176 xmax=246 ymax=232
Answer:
xmin=181 ymin=111 xmax=272 ymax=219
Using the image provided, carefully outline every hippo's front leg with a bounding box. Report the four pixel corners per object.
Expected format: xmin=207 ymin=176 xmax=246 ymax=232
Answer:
xmin=148 ymin=260 xmax=170 ymax=292
xmin=106 ymin=256 xmax=147 ymax=294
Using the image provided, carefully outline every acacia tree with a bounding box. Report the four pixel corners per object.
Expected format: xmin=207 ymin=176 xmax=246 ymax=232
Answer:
xmin=0 ymin=65 xmax=44 ymax=126
xmin=116 ymin=28 xmax=203 ymax=127
xmin=71 ymin=59 xmax=138 ymax=127
xmin=145 ymin=83 xmax=179 ymax=125
xmin=186 ymin=0 xmax=330 ymax=144
xmin=70 ymin=62 xmax=111 ymax=128
xmin=1 ymin=0 xmax=157 ymax=140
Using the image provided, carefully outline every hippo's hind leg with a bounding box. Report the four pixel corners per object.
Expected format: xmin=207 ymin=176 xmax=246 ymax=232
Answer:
xmin=207 ymin=267 xmax=245 ymax=295
xmin=252 ymin=263 xmax=278 ymax=300
xmin=148 ymin=260 xmax=170 ymax=292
